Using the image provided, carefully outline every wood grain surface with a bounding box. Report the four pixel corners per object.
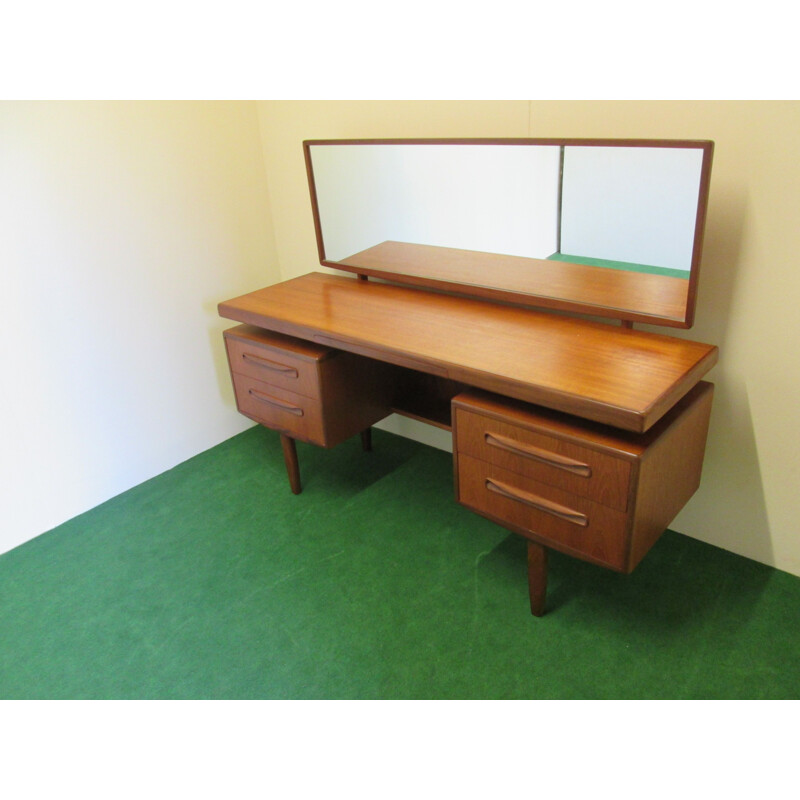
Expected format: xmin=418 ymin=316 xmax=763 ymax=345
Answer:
xmin=218 ymin=272 xmax=718 ymax=433
xmin=337 ymin=241 xmax=690 ymax=324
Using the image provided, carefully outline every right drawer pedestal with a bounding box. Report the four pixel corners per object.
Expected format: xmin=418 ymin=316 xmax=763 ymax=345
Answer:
xmin=453 ymin=382 xmax=714 ymax=614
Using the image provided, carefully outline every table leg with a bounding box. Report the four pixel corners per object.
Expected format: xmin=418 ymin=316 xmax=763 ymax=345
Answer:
xmin=527 ymin=540 xmax=548 ymax=616
xmin=360 ymin=428 xmax=372 ymax=452
xmin=280 ymin=434 xmax=302 ymax=495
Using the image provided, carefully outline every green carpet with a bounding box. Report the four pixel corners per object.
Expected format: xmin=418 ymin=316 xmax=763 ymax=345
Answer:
xmin=547 ymin=252 xmax=690 ymax=279
xmin=1 ymin=426 xmax=798 ymax=699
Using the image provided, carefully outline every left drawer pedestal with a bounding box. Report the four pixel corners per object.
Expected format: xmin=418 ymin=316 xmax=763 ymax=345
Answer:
xmin=224 ymin=324 xmax=393 ymax=492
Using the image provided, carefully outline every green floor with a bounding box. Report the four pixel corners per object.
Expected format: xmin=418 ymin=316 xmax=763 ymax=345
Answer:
xmin=2 ymin=426 xmax=798 ymax=699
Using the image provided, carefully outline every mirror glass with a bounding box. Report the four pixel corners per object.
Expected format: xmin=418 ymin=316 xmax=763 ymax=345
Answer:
xmin=305 ymin=139 xmax=713 ymax=327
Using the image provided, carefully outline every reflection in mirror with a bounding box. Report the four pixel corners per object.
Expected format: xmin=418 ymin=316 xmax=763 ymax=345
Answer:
xmin=305 ymin=139 xmax=713 ymax=327
xmin=559 ymin=146 xmax=703 ymax=277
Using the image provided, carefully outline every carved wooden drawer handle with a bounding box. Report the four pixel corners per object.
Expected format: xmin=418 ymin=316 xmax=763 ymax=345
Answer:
xmin=248 ymin=389 xmax=304 ymax=416
xmin=485 ymin=478 xmax=589 ymax=527
xmin=242 ymin=352 xmax=299 ymax=378
xmin=484 ymin=432 xmax=592 ymax=477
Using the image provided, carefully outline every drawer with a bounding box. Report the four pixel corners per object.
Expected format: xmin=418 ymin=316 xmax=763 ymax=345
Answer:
xmin=457 ymin=454 xmax=629 ymax=570
xmin=225 ymin=332 xmax=322 ymax=399
xmin=454 ymin=406 xmax=631 ymax=512
xmin=232 ymin=373 xmax=324 ymax=443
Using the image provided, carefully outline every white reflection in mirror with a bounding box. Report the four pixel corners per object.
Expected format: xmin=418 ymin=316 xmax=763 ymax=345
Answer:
xmin=311 ymin=144 xmax=561 ymax=262
xmin=559 ymin=146 xmax=704 ymax=277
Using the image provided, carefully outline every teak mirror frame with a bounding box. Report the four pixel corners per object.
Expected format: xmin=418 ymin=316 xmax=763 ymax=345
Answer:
xmin=303 ymin=138 xmax=714 ymax=329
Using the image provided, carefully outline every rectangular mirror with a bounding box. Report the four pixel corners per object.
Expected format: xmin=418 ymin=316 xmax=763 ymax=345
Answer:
xmin=304 ymin=138 xmax=713 ymax=327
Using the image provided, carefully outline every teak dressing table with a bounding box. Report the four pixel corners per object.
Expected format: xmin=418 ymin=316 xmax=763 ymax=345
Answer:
xmin=218 ymin=138 xmax=718 ymax=616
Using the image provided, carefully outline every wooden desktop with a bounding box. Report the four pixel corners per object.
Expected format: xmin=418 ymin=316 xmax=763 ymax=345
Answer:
xmin=218 ymin=271 xmax=717 ymax=616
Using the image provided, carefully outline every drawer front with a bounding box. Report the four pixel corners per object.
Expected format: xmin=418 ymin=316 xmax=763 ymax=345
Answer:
xmin=233 ymin=373 xmax=324 ymax=443
xmin=454 ymin=408 xmax=631 ymax=512
xmin=457 ymin=454 xmax=629 ymax=570
xmin=226 ymin=335 xmax=320 ymax=399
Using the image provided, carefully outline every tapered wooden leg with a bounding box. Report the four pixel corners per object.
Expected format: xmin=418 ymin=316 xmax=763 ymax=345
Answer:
xmin=360 ymin=428 xmax=372 ymax=452
xmin=527 ymin=540 xmax=548 ymax=617
xmin=280 ymin=434 xmax=302 ymax=495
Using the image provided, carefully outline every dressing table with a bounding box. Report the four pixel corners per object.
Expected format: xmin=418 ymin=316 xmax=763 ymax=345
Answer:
xmin=218 ymin=138 xmax=717 ymax=616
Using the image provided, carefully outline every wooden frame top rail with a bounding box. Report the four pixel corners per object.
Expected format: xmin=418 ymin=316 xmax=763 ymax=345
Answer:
xmin=218 ymin=273 xmax=718 ymax=433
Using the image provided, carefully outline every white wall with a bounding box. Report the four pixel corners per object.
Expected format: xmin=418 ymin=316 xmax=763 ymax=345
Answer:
xmin=0 ymin=101 xmax=280 ymax=554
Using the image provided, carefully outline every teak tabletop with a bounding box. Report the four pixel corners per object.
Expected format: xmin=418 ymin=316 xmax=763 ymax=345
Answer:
xmin=218 ymin=272 xmax=718 ymax=433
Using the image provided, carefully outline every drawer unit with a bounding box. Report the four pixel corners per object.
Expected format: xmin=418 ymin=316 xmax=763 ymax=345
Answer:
xmin=232 ymin=373 xmax=325 ymax=443
xmin=225 ymin=325 xmax=329 ymax=399
xmin=458 ymin=453 xmax=629 ymax=570
xmin=453 ymin=382 xmax=714 ymax=574
xmin=224 ymin=324 xmax=396 ymax=449
xmin=454 ymin=406 xmax=631 ymax=512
